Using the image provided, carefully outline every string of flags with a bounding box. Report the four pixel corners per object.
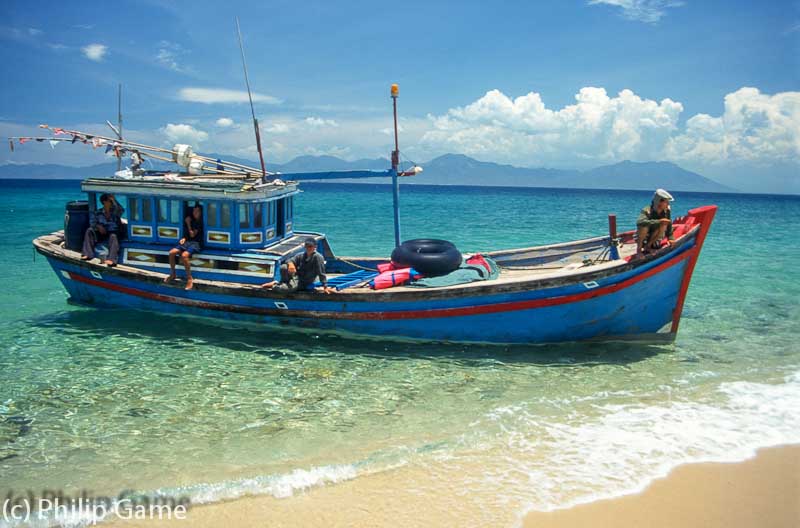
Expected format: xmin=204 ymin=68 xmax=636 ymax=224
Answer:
xmin=8 ymin=133 xmax=126 ymax=156
xmin=8 ymin=123 xmax=269 ymax=179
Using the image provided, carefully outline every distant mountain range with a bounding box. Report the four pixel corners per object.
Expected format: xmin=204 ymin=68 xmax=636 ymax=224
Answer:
xmin=0 ymin=153 xmax=734 ymax=193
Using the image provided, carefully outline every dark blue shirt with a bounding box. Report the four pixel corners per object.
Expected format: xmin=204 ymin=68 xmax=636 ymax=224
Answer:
xmin=92 ymin=202 xmax=124 ymax=234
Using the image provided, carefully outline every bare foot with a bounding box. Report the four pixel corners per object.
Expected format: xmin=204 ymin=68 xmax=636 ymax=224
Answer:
xmin=80 ymin=255 xmax=89 ymax=260
xmin=163 ymin=274 xmax=176 ymax=283
xmin=104 ymin=260 xmax=115 ymax=266
xmin=185 ymin=278 xmax=194 ymax=291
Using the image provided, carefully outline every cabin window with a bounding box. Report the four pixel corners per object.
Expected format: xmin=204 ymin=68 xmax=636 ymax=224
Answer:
xmin=220 ymin=203 xmax=231 ymax=228
xmin=288 ymin=197 xmax=294 ymax=218
xmin=205 ymin=202 xmax=218 ymax=227
xmin=266 ymin=201 xmax=275 ymax=225
xmin=239 ymin=203 xmax=250 ymax=229
xmin=254 ymin=203 xmax=263 ymax=228
xmin=141 ymin=198 xmax=153 ymax=222
xmin=170 ymin=200 xmax=181 ymax=223
xmin=158 ymin=200 xmax=168 ymax=222
xmin=129 ymin=197 xmax=139 ymax=221
xmin=127 ymin=196 xmax=151 ymax=221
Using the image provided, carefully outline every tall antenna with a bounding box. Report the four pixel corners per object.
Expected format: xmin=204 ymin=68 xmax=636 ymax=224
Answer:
xmin=117 ymin=83 xmax=123 ymax=171
xmin=235 ymin=17 xmax=267 ymax=181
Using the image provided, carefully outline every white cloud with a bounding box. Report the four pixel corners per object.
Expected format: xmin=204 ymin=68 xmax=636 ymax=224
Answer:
xmin=422 ymin=87 xmax=683 ymax=166
xmin=421 ymin=86 xmax=800 ymax=173
xmin=304 ymin=117 xmax=339 ymax=128
xmin=81 ymin=43 xmax=107 ymax=61
xmin=27 ymin=28 xmax=42 ymax=36
xmin=155 ymin=41 xmax=190 ymax=73
xmin=588 ymin=0 xmax=684 ymax=23
xmin=265 ymin=123 xmax=290 ymax=134
xmin=177 ymin=87 xmax=281 ymax=105
xmin=215 ymin=117 xmax=234 ymax=128
xmin=665 ymin=87 xmax=800 ymax=166
xmin=303 ymin=145 xmax=352 ymax=158
xmin=161 ymin=123 xmax=209 ymax=145
xmin=381 ymin=124 xmax=405 ymax=136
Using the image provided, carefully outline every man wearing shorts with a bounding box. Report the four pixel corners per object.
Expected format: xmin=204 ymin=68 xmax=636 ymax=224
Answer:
xmin=164 ymin=203 xmax=203 ymax=290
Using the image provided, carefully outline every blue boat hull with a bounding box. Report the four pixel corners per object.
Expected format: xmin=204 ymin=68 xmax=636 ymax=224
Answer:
xmin=42 ymin=245 xmax=687 ymax=345
xmin=37 ymin=206 xmax=717 ymax=345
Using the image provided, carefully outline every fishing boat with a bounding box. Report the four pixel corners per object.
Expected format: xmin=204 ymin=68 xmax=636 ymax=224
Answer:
xmin=21 ymin=89 xmax=717 ymax=345
xmin=16 ymin=19 xmax=716 ymax=346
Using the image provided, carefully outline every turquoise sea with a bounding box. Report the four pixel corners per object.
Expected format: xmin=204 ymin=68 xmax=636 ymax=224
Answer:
xmin=1 ymin=179 xmax=799 ymax=527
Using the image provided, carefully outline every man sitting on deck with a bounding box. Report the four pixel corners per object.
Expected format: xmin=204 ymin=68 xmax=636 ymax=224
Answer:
xmin=164 ymin=203 xmax=203 ymax=291
xmin=291 ymin=238 xmax=334 ymax=294
xmin=81 ymin=193 xmax=124 ymax=266
xmin=637 ymin=188 xmax=675 ymax=254
xmin=261 ymin=262 xmax=299 ymax=292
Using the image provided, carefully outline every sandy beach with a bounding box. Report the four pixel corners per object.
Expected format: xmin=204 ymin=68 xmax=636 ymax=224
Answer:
xmin=107 ymin=444 xmax=799 ymax=528
xmin=523 ymin=444 xmax=800 ymax=528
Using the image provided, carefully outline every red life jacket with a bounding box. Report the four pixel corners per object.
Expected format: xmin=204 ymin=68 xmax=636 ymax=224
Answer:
xmin=377 ymin=262 xmax=396 ymax=273
xmin=370 ymin=267 xmax=422 ymax=290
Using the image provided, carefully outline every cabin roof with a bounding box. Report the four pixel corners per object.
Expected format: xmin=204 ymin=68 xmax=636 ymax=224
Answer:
xmin=81 ymin=175 xmax=300 ymax=201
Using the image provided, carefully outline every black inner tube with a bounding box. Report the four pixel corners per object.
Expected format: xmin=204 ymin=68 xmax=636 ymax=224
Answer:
xmin=391 ymin=239 xmax=462 ymax=276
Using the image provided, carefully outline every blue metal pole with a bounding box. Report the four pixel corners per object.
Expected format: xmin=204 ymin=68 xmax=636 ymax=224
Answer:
xmin=391 ymin=85 xmax=401 ymax=248
xmin=391 ymin=167 xmax=401 ymax=247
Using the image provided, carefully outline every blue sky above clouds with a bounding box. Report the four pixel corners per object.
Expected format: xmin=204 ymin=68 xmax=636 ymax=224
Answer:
xmin=0 ymin=0 xmax=798 ymax=192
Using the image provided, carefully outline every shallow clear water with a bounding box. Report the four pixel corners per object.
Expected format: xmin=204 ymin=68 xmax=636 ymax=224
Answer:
xmin=1 ymin=180 xmax=798 ymax=526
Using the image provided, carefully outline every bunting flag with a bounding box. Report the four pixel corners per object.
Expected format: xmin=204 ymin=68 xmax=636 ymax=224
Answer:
xmin=104 ymin=144 xmax=113 ymax=154
xmin=53 ymin=128 xmax=66 ymax=136
xmin=9 ymin=139 xmax=14 ymax=152
xmin=35 ymin=138 xmax=44 ymax=142
xmin=71 ymin=135 xmax=78 ymax=144
xmin=19 ymin=137 xmax=28 ymax=144
xmin=92 ymin=137 xmax=103 ymax=149
xmin=49 ymin=140 xmax=59 ymax=149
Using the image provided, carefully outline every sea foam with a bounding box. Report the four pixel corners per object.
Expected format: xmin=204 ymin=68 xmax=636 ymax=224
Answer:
xmin=498 ymin=369 xmax=800 ymax=524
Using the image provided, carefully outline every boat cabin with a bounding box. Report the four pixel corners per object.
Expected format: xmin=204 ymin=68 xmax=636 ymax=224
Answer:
xmin=72 ymin=176 xmax=327 ymax=285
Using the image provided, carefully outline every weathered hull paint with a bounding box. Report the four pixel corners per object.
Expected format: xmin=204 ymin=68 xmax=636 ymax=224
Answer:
xmin=39 ymin=206 xmax=717 ymax=345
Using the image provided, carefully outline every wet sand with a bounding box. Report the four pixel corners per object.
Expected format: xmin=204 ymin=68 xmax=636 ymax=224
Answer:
xmin=522 ymin=444 xmax=799 ymax=528
xmin=108 ymin=444 xmax=799 ymax=528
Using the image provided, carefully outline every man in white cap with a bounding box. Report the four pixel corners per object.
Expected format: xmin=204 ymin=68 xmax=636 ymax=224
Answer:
xmin=636 ymin=188 xmax=674 ymax=253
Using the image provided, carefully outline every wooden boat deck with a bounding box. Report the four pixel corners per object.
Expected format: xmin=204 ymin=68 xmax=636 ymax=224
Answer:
xmin=35 ymin=230 xmax=649 ymax=296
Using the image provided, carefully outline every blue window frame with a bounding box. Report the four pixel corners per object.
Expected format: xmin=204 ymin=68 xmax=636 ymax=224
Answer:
xmin=155 ymin=198 xmax=182 ymax=242
xmin=127 ymin=196 xmax=155 ymax=240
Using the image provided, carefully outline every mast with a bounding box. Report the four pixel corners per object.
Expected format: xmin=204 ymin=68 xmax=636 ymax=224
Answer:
xmin=390 ymin=83 xmax=402 ymax=248
xmin=117 ymin=83 xmax=123 ymax=171
xmin=235 ymin=17 xmax=268 ymax=182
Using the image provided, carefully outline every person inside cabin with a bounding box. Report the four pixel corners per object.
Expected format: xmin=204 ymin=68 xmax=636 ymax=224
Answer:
xmin=81 ymin=193 xmax=124 ymax=266
xmin=636 ymin=188 xmax=675 ymax=253
xmin=261 ymin=262 xmax=299 ymax=292
xmin=164 ymin=203 xmax=204 ymax=290
xmin=291 ymin=238 xmax=334 ymax=294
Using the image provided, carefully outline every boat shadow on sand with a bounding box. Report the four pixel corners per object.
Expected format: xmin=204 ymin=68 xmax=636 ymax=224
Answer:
xmin=28 ymin=306 xmax=671 ymax=367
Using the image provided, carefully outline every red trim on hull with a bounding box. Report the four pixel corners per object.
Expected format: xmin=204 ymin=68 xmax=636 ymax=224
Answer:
xmin=66 ymin=248 xmax=692 ymax=321
xmin=670 ymin=205 xmax=718 ymax=333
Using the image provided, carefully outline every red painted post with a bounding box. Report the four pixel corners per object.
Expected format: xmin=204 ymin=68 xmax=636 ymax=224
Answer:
xmin=608 ymin=214 xmax=620 ymax=260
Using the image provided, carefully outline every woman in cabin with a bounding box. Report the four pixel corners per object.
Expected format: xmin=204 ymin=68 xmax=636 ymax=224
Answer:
xmin=81 ymin=193 xmax=124 ymax=266
xmin=164 ymin=203 xmax=203 ymax=290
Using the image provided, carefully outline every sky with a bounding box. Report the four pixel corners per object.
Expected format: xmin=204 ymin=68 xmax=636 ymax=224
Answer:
xmin=0 ymin=0 xmax=798 ymax=193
